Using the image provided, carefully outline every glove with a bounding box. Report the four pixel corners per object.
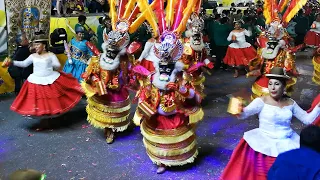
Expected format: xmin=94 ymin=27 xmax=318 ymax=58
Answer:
xmin=68 ymin=59 xmax=72 ymax=64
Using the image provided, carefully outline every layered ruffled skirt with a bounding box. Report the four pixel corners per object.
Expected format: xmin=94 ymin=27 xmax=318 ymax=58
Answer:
xmin=313 ymin=56 xmax=320 ymax=85
xmin=223 ymin=46 xmax=257 ymax=66
xmin=304 ymin=31 xmax=320 ymax=47
xmin=220 ymin=139 xmax=276 ymax=180
xmin=84 ymin=87 xmax=131 ymax=132
xmin=10 ymin=72 xmax=83 ymax=116
xmin=251 ymin=75 xmax=297 ymax=100
xmin=135 ymin=107 xmax=204 ymax=167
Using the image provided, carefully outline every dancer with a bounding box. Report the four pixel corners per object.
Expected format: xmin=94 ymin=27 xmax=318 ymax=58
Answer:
xmin=81 ymin=0 xmax=156 ymax=144
xmin=181 ymin=13 xmax=213 ymax=99
xmin=223 ymin=20 xmax=256 ymax=78
xmin=305 ymin=14 xmax=320 ymax=48
xmin=312 ymin=47 xmax=320 ymax=85
xmin=2 ymin=32 xmax=83 ymax=117
xmin=63 ymin=25 xmax=97 ymax=82
xmin=132 ymin=0 xmax=204 ymax=174
xmin=221 ymin=67 xmax=320 ymax=180
xmin=247 ymin=0 xmax=305 ymax=99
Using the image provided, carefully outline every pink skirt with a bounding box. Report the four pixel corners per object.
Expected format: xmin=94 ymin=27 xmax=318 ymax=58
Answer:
xmin=305 ymin=31 xmax=320 ymax=47
xmin=223 ymin=46 xmax=256 ymax=66
xmin=220 ymin=138 xmax=276 ymax=180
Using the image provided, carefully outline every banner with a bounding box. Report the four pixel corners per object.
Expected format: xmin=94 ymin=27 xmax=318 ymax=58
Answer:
xmin=5 ymin=0 xmax=51 ymax=56
xmin=0 ymin=0 xmax=7 ymax=55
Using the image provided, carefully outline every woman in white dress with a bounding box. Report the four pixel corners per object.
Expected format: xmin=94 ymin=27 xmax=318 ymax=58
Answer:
xmin=3 ymin=32 xmax=83 ymax=117
xmin=221 ymin=67 xmax=320 ymax=180
xmin=223 ymin=20 xmax=256 ymax=77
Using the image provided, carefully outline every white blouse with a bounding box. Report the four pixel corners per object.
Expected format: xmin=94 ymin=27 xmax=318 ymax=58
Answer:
xmin=13 ymin=52 xmax=61 ymax=85
xmin=227 ymin=30 xmax=252 ymax=48
xmin=239 ymin=98 xmax=320 ymax=157
xmin=310 ymin=21 xmax=320 ymax=33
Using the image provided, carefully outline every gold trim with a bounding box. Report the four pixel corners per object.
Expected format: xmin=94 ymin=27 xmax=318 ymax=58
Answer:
xmin=144 ymin=135 xmax=196 ymax=149
xmin=91 ymin=96 xmax=130 ymax=108
xmin=88 ymin=114 xmax=130 ymax=131
xmin=133 ymin=110 xmax=143 ymax=126
xmin=141 ymin=121 xmax=194 ymax=144
xmin=188 ymin=108 xmax=204 ymax=124
xmin=313 ymin=57 xmax=320 ymax=71
xmin=86 ymin=105 xmax=130 ymax=123
xmin=87 ymin=97 xmax=131 ymax=113
xmin=143 ymin=138 xmax=197 ymax=157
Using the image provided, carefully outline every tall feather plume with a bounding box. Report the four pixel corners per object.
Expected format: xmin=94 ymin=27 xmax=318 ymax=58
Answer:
xmin=108 ymin=0 xmax=118 ymax=30
xmin=172 ymin=0 xmax=187 ymax=30
xmin=165 ymin=0 xmax=175 ymax=29
xmin=278 ymin=0 xmax=290 ymax=13
xmin=174 ymin=0 xmax=199 ymax=34
xmin=122 ymin=0 xmax=137 ymax=19
xmin=282 ymin=0 xmax=308 ymax=24
xmin=195 ymin=0 xmax=202 ymax=14
xmin=130 ymin=0 xmax=159 ymax=37
xmin=118 ymin=0 xmax=128 ymax=19
xmin=263 ymin=0 xmax=277 ymax=24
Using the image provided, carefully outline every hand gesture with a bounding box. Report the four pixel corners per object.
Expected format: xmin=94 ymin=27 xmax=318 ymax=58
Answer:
xmin=68 ymin=59 xmax=73 ymax=64
xmin=1 ymin=57 xmax=12 ymax=67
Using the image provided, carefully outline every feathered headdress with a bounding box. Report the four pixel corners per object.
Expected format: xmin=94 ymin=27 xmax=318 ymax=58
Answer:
xmin=263 ymin=0 xmax=307 ymax=26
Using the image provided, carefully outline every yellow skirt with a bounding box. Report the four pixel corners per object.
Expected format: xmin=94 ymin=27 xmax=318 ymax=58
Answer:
xmin=312 ymin=57 xmax=320 ymax=85
xmin=0 ymin=65 xmax=14 ymax=94
xmin=140 ymin=119 xmax=198 ymax=167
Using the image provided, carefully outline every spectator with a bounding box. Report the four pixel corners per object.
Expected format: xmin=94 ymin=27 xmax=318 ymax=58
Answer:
xmin=268 ymin=125 xmax=320 ymax=180
xmin=8 ymin=33 xmax=33 ymax=94
xmin=294 ymin=10 xmax=309 ymax=48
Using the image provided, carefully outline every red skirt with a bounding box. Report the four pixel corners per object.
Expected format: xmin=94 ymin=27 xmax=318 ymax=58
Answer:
xmin=220 ymin=139 xmax=276 ymax=180
xmin=11 ymin=72 xmax=83 ymax=116
xmin=223 ymin=46 xmax=257 ymax=66
xmin=304 ymin=31 xmax=320 ymax=47
xmin=308 ymin=94 xmax=320 ymax=125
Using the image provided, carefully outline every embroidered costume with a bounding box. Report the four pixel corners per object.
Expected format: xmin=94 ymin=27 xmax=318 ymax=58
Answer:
xmin=246 ymin=1 xmax=304 ymax=99
xmin=63 ymin=26 xmax=96 ymax=82
xmin=309 ymin=94 xmax=320 ymax=126
xmin=132 ymin=0 xmax=204 ymax=173
xmin=81 ymin=0 xmax=151 ymax=143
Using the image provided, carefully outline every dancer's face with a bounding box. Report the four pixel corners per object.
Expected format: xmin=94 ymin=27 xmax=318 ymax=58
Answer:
xmin=234 ymin=22 xmax=241 ymax=30
xmin=268 ymin=79 xmax=285 ymax=99
xmin=34 ymin=42 xmax=45 ymax=54
xmin=316 ymin=15 xmax=320 ymax=22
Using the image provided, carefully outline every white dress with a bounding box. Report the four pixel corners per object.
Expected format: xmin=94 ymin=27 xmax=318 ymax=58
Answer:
xmin=13 ymin=52 xmax=61 ymax=85
xmin=239 ymin=98 xmax=320 ymax=157
xmin=227 ymin=30 xmax=252 ymax=48
xmin=310 ymin=21 xmax=320 ymax=34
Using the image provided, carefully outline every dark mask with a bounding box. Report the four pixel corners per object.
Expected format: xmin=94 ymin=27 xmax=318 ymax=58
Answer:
xmin=158 ymin=61 xmax=175 ymax=81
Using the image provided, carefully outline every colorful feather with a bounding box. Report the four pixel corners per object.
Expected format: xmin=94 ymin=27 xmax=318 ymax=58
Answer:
xmin=123 ymin=0 xmax=137 ymax=19
xmin=165 ymin=0 xmax=175 ymax=29
xmin=282 ymin=0 xmax=308 ymax=24
xmin=278 ymin=0 xmax=290 ymax=13
xmin=108 ymin=0 xmax=118 ymax=30
xmin=175 ymin=0 xmax=199 ymax=34
xmin=172 ymin=0 xmax=187 ymax=30
xmin=118 ymin=0 xmax=128 ymax=19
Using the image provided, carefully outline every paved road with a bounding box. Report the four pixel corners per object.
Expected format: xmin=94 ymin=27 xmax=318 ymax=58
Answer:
xmin=0 ymin=50 xmax=318 ymax=180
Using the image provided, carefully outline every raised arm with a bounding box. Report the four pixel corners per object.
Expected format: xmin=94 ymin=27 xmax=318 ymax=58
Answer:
xmin=292 ymin=102 xmax=320 ymax=125
xmin=13 ymin=55 xmax=33 ymax=68
xmin=238 ymin=98 xmax=264 ymax=119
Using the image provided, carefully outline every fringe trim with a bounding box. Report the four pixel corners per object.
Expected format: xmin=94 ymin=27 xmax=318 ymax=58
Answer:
xmin=81 ymin=81 xmax=96 ymax=98
xmin=141 ymin=123 xmax=194 ymax=144
xmin=133 ymin=110 xmax=143 ymax=126
xmin=143 ymin=138 xmax=196 ymax=157
xmin=148 ymin=150 xmax=198 ymax=167
xmin=313 ymin=75 xmax=320 ymax=85
xmin=188 ymin=108 xmax=204 ymax=124
xmin=313 ymin=57 xmax=320 ymax=71
xmin=86 ymin=105 xmax=130 ymax=123
xmin=87 ymin=113 xmax=130 ymax=132
xmin=87 ymin=97 xmax=131 ymax=113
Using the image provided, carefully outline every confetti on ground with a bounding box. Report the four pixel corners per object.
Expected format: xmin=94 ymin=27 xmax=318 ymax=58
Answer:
xmin=86 ymin=138 xmax=90 ymax=141
xmin=92 ymin=163 xmax=97 ymax=166
xmin=28 ymin=134 xmax=34 ymax=137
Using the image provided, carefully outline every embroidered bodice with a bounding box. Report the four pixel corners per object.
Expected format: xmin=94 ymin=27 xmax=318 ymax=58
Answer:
xmin=239 ymin=98 xmax=320 ymax=157
xmin=310 ymin=21 xmax=320 ymax=33
xmin=70 ymin=38 xmax=93 ymax=63
xmin=227 ymin=30 xmax=252 ymax=48
xmin=13 ymin=52 xmax=61 ymax=85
